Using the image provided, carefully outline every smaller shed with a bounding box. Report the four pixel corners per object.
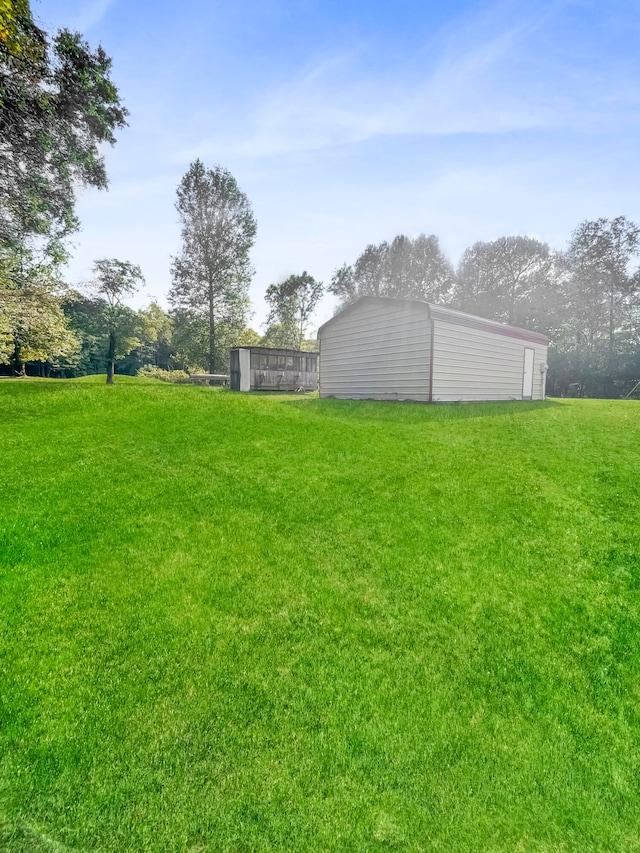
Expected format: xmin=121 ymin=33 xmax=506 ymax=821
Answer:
xmin=230 ymin=346 xmax=318 ymax=392
xmin=317 ymin=297 xmax=549 ymax=402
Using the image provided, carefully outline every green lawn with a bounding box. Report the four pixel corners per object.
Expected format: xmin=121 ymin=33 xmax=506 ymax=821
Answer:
xmin=1 ymin=377 xmax=639 ymax=851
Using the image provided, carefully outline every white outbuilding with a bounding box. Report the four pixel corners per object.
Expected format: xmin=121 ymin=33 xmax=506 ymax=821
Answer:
xmin=317 ymin=296 xmax=549 ymax=402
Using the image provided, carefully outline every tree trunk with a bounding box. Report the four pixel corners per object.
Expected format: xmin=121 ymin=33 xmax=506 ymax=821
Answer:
xmin=209 ymin=283 xmax=215 ymax=374
xmin=606 ymin=289 xmax=616 ymax=397
xmin=106 ymin=330 xmax=116 ymax=385
xmin=609 ymin=292 xmax=616 ymax=352
xmin=13 ymin=343 xmax=24 ymax=377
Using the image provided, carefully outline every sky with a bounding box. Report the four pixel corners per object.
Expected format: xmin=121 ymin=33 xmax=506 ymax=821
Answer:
xmin=35 ymin=0 xmax=640 ymax=332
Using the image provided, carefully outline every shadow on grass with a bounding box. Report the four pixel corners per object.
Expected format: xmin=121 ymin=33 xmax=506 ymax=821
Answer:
xmin=281 ymin=396 xmax=560 ymax=422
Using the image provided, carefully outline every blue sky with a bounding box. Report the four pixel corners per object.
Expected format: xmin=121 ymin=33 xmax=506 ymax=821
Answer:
xmin=36 ymin=0 xmax=640 ymax=331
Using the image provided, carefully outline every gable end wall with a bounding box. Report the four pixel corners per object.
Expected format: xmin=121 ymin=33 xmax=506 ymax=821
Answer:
xmin=319 ymin=300 xmax=431 ymax=400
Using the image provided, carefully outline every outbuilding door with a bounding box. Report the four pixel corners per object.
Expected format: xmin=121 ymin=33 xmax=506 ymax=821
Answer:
xmin=522 ymin=347 xmax=534 ymax=399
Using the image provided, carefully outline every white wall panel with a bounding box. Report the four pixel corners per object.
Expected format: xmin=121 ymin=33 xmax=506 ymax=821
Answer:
xmin=319 ymin=300 xmax=431 ymax=400
xmin=431 ymin=320 xmax=547 ymax=401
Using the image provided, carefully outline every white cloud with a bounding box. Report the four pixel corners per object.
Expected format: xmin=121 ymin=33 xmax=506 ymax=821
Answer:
xmin=195 ymin=0 xmax=637 ymax=161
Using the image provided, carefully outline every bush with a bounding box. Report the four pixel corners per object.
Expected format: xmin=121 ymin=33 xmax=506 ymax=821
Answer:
xmin=137 ymin=366 xmax=190 ymax=384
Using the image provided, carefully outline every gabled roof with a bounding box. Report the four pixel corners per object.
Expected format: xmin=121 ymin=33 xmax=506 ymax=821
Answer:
xmin=317 ymin=296 xmax=549 ymax=345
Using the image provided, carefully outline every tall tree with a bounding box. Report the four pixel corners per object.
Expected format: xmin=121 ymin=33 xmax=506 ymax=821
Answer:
xmin=264 ymin=272 xmax=323 ymax=350
xmin=0 ymin=0 xmax=128 ymax=258
xmin=565 ymin=217 xmax=640 ymax=380
xmin=407 ymin=233 xmax=455 ymax=303
xmin=453 ymin=236 xmax=559 ymax=331
xmin=90 ymin=259 xmax=144 ymax=384
xmin=329 ymin=234 xmax=453 ymax=308
xmin=169 ymin=160 xmax=257 ymax=374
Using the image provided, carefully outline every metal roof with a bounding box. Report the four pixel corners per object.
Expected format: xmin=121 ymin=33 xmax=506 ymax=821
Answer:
xmin=317 ymin=296 xmax=550 ymax=345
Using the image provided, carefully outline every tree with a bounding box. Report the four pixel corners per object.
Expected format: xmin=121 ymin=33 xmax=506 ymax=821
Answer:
xmin=259 ymin=323 xmax=292 ymax=349
xmin=330 ymin=243 xmax=385 ymax=306
xmin=329 ymin=234 xmax=454 ymax=308
xmin=565 ymin=217 xmax=640 ymax=391
xmin=0 ymin=293 xmax=11 ymax=363
xmin=137 ymin=301 xmax=173 ymax=369
xmin=0 ymin=1 xmax=128 ymax=258
xmin=407 ymin=233 xmax=455 ymax=303
xmin=329 ymin=263 xmax=358 ymax=305
xmin=236 ymin=327 xmax=262 ymax=347
xmin=170 ymin=312 xmax=251 ymax=374
xmin=264 ymin=272 xmax=323 ymax=350
xmin=62 ymin=294 xmax=171 ymax=378
xmin=62 ymin=291 xmax=111 ymax=376
xmin=453 ymin=236 xmax=559 ymax=329
xmin=169 ymin=160 xmax=257 ymax=374
xmin=0 ymin=245 xmax=78 ymax=374
xmin=90 ymin=259 xmax=144 ymax=384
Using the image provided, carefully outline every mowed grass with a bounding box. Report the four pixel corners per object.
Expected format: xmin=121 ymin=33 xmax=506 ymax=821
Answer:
xmin=1 ymin=378 xmax=640 ymax=852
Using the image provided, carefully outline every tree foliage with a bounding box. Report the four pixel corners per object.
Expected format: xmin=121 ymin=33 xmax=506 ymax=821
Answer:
xmin=235 ymin=327 xmax=262 ymax=347
xmin=170 ymin=311 xmax=249 ymax=374
xmin=264 ymin=272 xmax=323 ymax=350
xmin=62 ymin=294 xmax=175 ymax=378
xmin=452 ymin=236 xmax=560 ymax=332
xmin=565 ymin=217 xmax=640 ymax=355
xmin=553 ymin=217 xmax=640 ymax=396
xmin=446 ymin=225 xmax=640 ymax=397
xmin=0 ymin=0 xmax=37 ymax=57
xmin=330 ymin=234 xmax=454 ymax=308
xmin=0 ymin=1 xmax=130 ymax=378
xmin=0 ymin=0 xmax=128 ymax=257
xmin=0 ymin=246 xmax=78 ymax=373
xmin=137 ymin=300 xmax=173 ymax=368
xmin=90 ymin=258 xmax=144 ymax=384
xmin=169 ymin=160 xmax=257 ymax=373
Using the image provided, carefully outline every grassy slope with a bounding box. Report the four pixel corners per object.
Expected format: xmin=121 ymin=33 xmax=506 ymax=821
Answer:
xmin=1 ymin=378 xmax=639 ymax=852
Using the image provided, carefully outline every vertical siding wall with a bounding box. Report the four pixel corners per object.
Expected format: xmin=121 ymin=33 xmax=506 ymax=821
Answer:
xmin=431 ymin=319 xmax=548 ymax=402
xmin=319 ymin=300 xmax=431 ymax=400
xmin=239 ymin=348 xmax=251 ymax=392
